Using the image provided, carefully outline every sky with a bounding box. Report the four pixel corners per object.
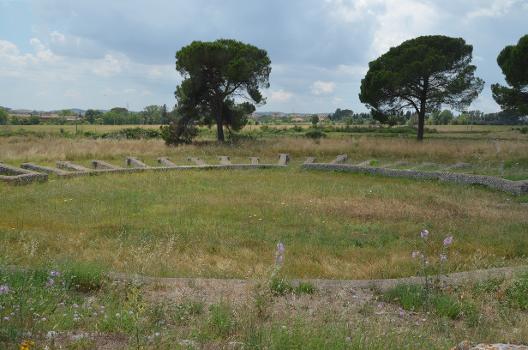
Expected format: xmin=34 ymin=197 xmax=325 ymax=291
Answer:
xmin=0 ymin=0 xmax=527 ymax=113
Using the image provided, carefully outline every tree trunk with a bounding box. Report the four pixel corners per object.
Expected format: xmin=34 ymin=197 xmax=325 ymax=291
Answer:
xmin=417 ymin=78 xmax=428 ymax=141
xmin=216 ymin=118 xmax=225 ymax=142
xmin=417 ymin=109 xmax=425 ymax=141
xmin=215 ymin=101 xmax=225 ymax=142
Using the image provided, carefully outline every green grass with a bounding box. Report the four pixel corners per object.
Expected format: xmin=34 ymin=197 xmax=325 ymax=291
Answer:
xmin=1 ymin=167 xmax=527 ymax=279
xmin=2 ymin=267 xmax=528 ymax=349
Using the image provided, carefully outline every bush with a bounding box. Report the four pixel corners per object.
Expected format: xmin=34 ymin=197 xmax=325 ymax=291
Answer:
xmin=292 ymin=125 xmax=303 ymax=132
xmin=101 ymin=127 xmax=160 ymax=140
xmin=304 ymin=129 xmax=327 ymax=140
xmin=160 ymin=119 xmax=198 ymax=145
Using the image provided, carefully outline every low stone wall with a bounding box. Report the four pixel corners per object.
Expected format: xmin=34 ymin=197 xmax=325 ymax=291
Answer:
xmin=303 ymin=163 xmax=528 ymax=195
xmin=0 ymin=163 xmax=48 ymax=185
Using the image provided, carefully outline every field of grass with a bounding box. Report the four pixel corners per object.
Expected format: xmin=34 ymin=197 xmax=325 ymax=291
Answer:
xmin=1 ymin=167 xmax=527 ymax=280
xmin=1 ymin=126 xmax=528 ymax=348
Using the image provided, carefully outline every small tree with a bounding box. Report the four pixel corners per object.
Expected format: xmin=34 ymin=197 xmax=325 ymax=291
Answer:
xmin=359 ymin=35 xmax=484 ymax=140
xmin=174 ymin=39 xmax=271 ymax=142
xmin=84 ymin=109 xmax=103 ymax=124
xmin=0 ymin=108 xmax=8 ymax=125
xmin=310 ymin=115 xmax=319 ymax=127
xmin=492 ymin=34 xmax=528 ymax=115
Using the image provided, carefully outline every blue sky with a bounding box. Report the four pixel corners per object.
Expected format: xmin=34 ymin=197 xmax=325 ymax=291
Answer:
xmin=0 ymin=0 xmax=526 ymax=113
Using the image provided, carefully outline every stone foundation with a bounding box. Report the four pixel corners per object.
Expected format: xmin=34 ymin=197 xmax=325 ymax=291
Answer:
xmin=303 ymin=162 xmax=528 ymax=195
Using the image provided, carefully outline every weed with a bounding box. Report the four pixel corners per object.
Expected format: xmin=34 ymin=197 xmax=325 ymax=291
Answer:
xmin=208 ymin=302 xmax=235 ymax=338
xmin=383 ymin=284 xmax=426 ymax=311
xmin=505 ymin=273 xmax=528 ymax=310
xmin=294 ymin=282 xmax=317 ymax=295
xmin=62 ymin=261 xmax=107 ymax=292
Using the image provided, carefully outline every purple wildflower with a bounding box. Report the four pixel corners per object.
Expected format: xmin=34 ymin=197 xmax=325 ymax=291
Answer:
xmin=443 ymin=236 xmax=454 ymax=247
xmin=50 ymin=270 xmax=60 ymax=277
xmin=439 ymin=254 xmax=448 ymax=262
xmin=0 ymin=285 xmax=9 ymax=295
xmin=420 ymin=229 xmax=429 ymax=239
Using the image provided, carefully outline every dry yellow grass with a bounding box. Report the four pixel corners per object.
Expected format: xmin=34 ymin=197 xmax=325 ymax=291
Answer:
xmin=1 ymin=135 xmax=526 ymax=165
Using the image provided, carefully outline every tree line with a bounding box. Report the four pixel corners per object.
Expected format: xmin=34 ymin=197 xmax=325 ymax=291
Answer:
xmin=327 ymin=108 xmax=526 ymax=126
xmin=0 ymin=105 xmax=173 ymax=126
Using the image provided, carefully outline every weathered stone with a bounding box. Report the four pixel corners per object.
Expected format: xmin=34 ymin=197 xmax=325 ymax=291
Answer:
xmin=218 ymin=156 xmax=232 ymax=165
xmin=92 ymin=160 xmax=121 ymax=170
xmin=21 ymin=163 xmax=71 ymax=176
xmin=278 ymin=153 xmax=290 ymax=166
xmin=56 ymin=161 xmax=92 ymax=172
xmin=126 ymin=157 xmax=148 ymax=168
xmin=304 ymin=157 xmax=316 ymax=164
xmin=355 ymin=160 xmax=373 ymax=167
xmin=303 ymin=163 xmax=528 ymax=195
xmin=249 ymin=157 xmax=260 ymax=165
xmin=187 ymin=157 xmax=206 ymax=166
xmin=330 ymin=154 xmax=348 ymax=164
xmin=0 ymin=163 xmax=48 ymax=185
xmin=157 ymin=157 xmax=177 ymax=167
xmin=452 ymin=341 xmax=528 ymax=350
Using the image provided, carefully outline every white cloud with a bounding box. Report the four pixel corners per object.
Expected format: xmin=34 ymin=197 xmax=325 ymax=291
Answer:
xmin=325 ymin=0 xmax=441 ymax=57
xmin=370 ymin=0 xmax=440 ymax=57
xmin=324 ymin=0 xmax=379 ymax=23
xmin=269 ymin=89 xmax=293 ymax=102
xmin=92 ymin=54 xmax=126 ymax=77
xmin=466 ymin=0 xmax=520 ymax=19
xmin=311 ymin=81 xmax=336 ymax=95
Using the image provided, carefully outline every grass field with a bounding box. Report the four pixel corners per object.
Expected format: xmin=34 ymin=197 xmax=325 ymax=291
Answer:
xmin=1 ymin=167 xmax=527 ymax=280
xmin=1 ymin=126 xmax=528 ymax=348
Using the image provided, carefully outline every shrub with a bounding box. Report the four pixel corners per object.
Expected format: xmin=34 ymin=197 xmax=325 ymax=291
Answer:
xmin=292 ymin=125 xmax=303 ymax=132
xmin=160 ymin=119 xmax=198 ymax=145
xmin=101 ymin=127 xmax=160 ymax=140
xmin=304 ymin=129 xmax=327 ymax=140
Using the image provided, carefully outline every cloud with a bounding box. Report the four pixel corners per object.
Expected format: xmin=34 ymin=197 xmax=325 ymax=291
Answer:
xmin=466 ymin=0 xmax=521 ymax=19
xmin=92 ymin=54 xmax=126 ymax=77
xmin=269 ymin=89 xmax=293 ymax=102
xmin=311 ymin=81 xmax=336 ymax=95
xmin=2 ymin=0 xmax=525 ymax=112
